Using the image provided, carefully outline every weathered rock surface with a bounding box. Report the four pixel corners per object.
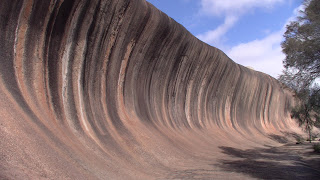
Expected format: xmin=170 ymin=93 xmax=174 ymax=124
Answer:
xmin=0 ymin=0 xmax=302 ymax=179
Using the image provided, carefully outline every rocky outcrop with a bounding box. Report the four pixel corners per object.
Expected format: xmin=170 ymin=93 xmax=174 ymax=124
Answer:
xmin=0 ymin=0 xmax=298 ymax=179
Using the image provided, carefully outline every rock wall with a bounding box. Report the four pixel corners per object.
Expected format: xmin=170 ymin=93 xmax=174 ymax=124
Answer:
xmin=0 ymin=0 xmax=298 ymax=179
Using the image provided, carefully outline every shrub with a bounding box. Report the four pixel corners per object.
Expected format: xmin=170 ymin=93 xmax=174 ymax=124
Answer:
xmin=296 ymin=137 xmax=303 ymax=144
xmin=313 ymin=143 xmax=320 ymax=153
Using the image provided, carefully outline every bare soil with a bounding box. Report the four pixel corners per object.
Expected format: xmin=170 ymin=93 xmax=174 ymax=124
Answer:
xmin=166 ymin=142 xmax=320 ymax=180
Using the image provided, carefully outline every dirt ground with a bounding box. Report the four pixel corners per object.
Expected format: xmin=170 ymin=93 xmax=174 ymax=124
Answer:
xmin=165 ymin=142 xmax=320 ymax=180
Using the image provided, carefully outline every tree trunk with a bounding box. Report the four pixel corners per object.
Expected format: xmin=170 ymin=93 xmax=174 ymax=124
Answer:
xmin=309 ymin=128 xmax=312 ymax=143
xmin=305 ymin=105 xmax=312 ymax=143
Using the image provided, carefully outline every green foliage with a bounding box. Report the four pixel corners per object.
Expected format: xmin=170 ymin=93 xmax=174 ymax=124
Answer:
xmin=279 ymin=0 xmax=320 ymax=143
xmin=279 ymin=0 xmax=320 ymax=88
xmin=290 ymin=86 xmax=320 ymax=142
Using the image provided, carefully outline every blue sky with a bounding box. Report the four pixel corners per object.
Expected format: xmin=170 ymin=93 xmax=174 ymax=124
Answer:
xmin=146 ymin=0 xmax=304 ymax=78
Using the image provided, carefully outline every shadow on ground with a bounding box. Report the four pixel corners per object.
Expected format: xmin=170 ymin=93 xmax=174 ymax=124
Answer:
xmin=218 ymin=144 xmax=320 ymax=180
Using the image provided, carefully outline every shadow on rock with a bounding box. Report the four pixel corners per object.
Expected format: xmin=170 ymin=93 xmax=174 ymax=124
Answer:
xmin=268 ymin=134 xmax=289 ymax=144
xmin=268 ymin=132 xmax=305 ymax=144
xmin=281 ymin=131 xmax=304 ymax=140
xmin=217 ymin=145 xmax=320 ymax=180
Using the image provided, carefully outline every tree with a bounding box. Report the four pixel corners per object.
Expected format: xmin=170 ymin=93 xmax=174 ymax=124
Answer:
xmin=290 ymin=87 xmax=320 ymax=142
xmin=280 ymin=0 xmax=320 ymax=87
xmin=279 ymin=0 xmax=320 ymax=142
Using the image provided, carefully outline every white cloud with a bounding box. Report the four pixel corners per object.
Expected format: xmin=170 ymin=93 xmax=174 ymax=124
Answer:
xmin=284 ymin=4 xmax=305 ymax=26
xmin=196 ymin=0 xmax=284 ymax=48
xmin=225 ymin=4 xmax=306 ymax=78
xmin=200 ymin=0 xmax=284 ymax=16
xmin=196 ymin=15 xmax=237 ymax=46
xmin=226 ymin=31 xmax=285 ymax=78
xmin=195 ymin=0 xmax=305 ymax=78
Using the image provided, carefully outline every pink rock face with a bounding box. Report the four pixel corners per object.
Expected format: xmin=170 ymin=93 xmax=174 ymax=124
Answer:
xmin=0 ymin=0 xmax=301 ymax=179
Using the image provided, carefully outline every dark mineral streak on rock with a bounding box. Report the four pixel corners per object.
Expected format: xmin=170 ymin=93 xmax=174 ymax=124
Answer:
xmin=0 ymin=0 xmax=300 ymax=179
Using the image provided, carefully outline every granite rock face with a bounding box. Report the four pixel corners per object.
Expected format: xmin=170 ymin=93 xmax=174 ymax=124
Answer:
xmin=0 ymin=0 xmax=298 ymax=179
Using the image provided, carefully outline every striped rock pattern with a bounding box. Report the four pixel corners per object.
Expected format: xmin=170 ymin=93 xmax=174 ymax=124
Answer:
xmin=0 ymin=0 xmax=298 ymax=179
